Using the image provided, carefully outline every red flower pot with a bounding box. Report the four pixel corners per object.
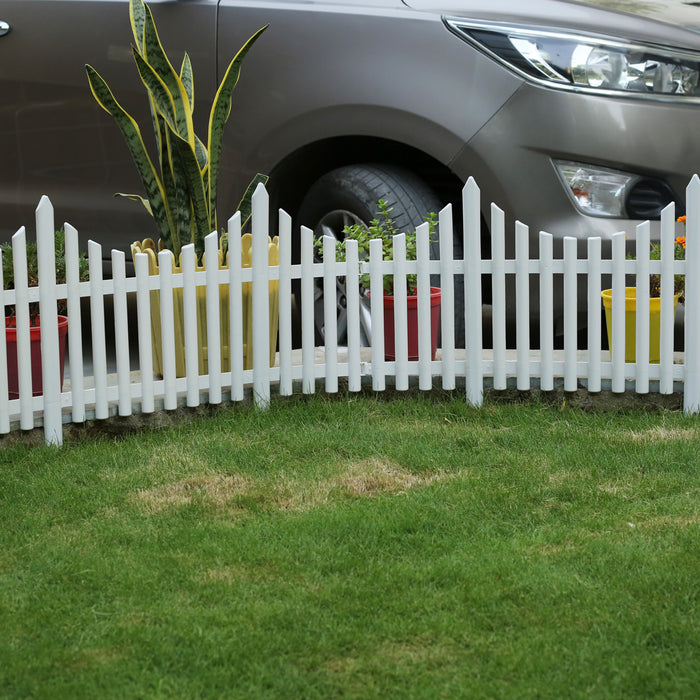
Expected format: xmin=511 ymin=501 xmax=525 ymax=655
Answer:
xmin=382 ymin=287 xmax=441 ymax=361
xmin=5 ymin=316 xmax=69 ymax=398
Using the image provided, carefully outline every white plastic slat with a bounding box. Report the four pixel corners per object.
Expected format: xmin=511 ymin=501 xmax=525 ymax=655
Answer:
xmin=438 ymin=204 xmax=455 ymax=390
xmin=158 ymin=249 xmax=177 ymax=410
xmin=636 ymin=221 xmax=650 ymax=393
xmin=539 ymin=232 xmax=554 ymax=392
xmin=323 ymin=235 xmax=338 ymax=393
xmin=36 ymin=197 xmax=62 ymax=444
xmin=393 ymin=233 xmax=408 ymax=391
xmin=134 ymin=252 xmax=154 ymax=413
xmin=587 ymin=237 xmax=602 ymax=393
xmin=182 ymin=244 xmax=199 ymax=407
xmin=345 ymin=238 xmax=361 ymax=392
xmin=278 ymin=210 xmax=293 ymax=396
xmin=0 ymin=253 xmax=8 ymax=433
xmin=88 ymin=240 xmax=109 ymax=420
xmin=563 ymin=237 xmax=577 ymax=392
xmin=491 ymin=205 xmax=506 ymax=391
xmin=611 ymin=231 xmax=626 ymax=393
xmin=416 ymin=222 xmax=432 ymax=390
xmin=252 ymin=183 xmax=271 ymax=409
xmin=684 ymin=175 xmax=700 ymax=413
xmin=659 ymin=204 xmax=675 ymax=394
xmin=463 ymin=178 xmax=483 ymax=406
xmin=12 ymin=228 xmax=33 ymax=429
xmin=515 ymin=221 xmax=530 ymax=391
xmin=301 ymin=226 xmax=315 ymax=394
xmin=205 ymin=231 xmax=222 ymax=405
xmin=65 ymin=223 xmax=85 ymax=422
xmin=227 ymin=213 xmax=244 ymax=402
xmin=111 ymin=249 xmax=132 ymax=416
xmin=370 ymin=238 xmax=386 ymax=391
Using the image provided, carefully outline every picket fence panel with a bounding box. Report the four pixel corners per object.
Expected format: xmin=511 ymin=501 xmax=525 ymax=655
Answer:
xmin=2 ymin=178 xmax=699 ymax=446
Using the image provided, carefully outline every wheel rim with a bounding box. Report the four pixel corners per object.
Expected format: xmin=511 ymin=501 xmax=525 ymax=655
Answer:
xmin=314 ymin=209 xmax=372 ymax=347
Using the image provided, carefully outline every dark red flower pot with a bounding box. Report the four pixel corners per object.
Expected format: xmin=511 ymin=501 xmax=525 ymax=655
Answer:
xmin=5 ymin=316 xmax=69 ymax=398
xmin=382 ymin=287 xmax=441 ymax=361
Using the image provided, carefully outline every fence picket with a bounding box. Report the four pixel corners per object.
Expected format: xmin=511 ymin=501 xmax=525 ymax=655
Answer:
xmin=227 ymin=213 xmax=245 ymax=403
xmin=684 ymin=175 xmax=700 ymax=413
xmin=587 ymin=237 xmax=602 ymax=393
xmin=563 ymin=237 xmax=577 ymax=392
xmin=0 ymin=254 xmax=8 ymax=434
xmin=438 ymin=205 xmax=455 ymax=390
xmin=301 ymin=226 xmax=315 ymax=395
xmin=205 ymin=232 xmax=222 ymax=405
xmin=134 ymin=252 xmax=154 ymax=413
xmin=515 ymin=222 xmax=530 ymax=391
xmin=252 ymin=184 xmax=271 ymax=409
xmin=491 ymin=204 xmax=506 ymax=391
xmin=345 ymin=238 xmax=361 ymax=392
xmin=611 ymin=231 xmax=626 ymax=392
xmin=464 ymin=178 xmax=483 ymax=406
xmin=112 ymin=249 xmax=132 ymax=416
xmin=539 ymin=232 xmax=554 ymax=392
xmin=65 ymin=223 xmax=86 ymax=421
xmin=416 ymin=222 xmax=432 ymax=390
xmin=278 ymin=210 xmax=293 ymax=396
xmin=393 ymin=233 xmax=409 ymax=392
xmin=12 ymin=228 xmax=33 ymax=429
xmin=158 ymin=249 xmax=177 ymax=410
xmin=369 ymin=238 xmax=386 ymax=391
xmin=88 ymin=240 xmax=109 ymax=419
xmin=323 ymin=235 xmax=338 ymax=394
xmin=636 ymin=221 xmax=651 ymax=393
xmin=659 ymin=204 xmax=676 ymax=393
xmin=36 ymin=198 xmax=62 ymax=444
xmin=181 ymin=244 xmax=199 ymax=407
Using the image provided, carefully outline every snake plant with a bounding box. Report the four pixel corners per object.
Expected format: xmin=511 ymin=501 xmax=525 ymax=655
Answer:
xmin=86 ymin=0 xmax=267 ymax=260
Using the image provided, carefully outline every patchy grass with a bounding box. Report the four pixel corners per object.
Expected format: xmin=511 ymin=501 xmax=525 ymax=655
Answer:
xmin=1 ymin=394 xmax=699 ymax=698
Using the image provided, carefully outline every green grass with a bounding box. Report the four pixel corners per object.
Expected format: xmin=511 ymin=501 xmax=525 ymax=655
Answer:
xmin=1 ymin=394 xmax=699 ymax=699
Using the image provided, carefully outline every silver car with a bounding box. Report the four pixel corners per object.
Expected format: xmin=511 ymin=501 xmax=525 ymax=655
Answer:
xmin=2 ymin=0 xmax=699 ymax=344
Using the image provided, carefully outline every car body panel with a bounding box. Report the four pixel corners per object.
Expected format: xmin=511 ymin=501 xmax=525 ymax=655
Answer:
xmin=0 ymin=1 xmax=217 ymax=246
xmin=216 ymin=2 xmax=522 ymax=203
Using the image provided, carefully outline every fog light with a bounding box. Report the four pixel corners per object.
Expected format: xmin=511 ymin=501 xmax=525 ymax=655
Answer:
xmin=554 ymin=161 xmax=635 ymax=217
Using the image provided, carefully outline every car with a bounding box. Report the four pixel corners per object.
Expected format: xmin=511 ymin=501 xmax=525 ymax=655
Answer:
xmin=2 ymin=0 xmax=700 ymax=346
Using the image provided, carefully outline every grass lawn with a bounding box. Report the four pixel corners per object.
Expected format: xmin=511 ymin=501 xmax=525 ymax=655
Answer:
xmin=1 ymin=393 xmax=699 ymax=699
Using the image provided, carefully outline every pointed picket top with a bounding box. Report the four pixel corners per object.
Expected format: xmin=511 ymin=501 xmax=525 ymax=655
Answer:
xmin=684 ymin=175 xmax=700 ymax=413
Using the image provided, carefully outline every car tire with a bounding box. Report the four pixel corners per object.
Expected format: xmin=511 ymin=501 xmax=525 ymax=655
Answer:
xmin=296 ymin=163 xmax=465 ymax=347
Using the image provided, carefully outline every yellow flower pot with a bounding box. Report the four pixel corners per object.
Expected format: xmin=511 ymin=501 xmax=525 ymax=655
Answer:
xmin=131 ymin=235 xmax=279 ymax=377
xmin=601 ymin=287 xmax=678 ymax=364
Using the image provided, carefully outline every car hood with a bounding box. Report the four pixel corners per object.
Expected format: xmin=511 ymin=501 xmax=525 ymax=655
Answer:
xmin=402 ymin=0 xmax=700 ymax=49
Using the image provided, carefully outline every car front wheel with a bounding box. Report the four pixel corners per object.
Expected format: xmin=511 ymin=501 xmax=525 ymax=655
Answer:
xmin=296 ymin=163 xmax=464 ymax=346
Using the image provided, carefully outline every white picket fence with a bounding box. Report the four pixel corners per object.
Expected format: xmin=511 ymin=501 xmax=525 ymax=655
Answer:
xmin=3 ymin=176 xmax=700 ymax=446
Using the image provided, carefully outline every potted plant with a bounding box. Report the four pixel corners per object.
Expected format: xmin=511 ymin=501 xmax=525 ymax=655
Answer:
xmin=601 ymin=223 xmax=685 ymax=363
xmin=318 ymin=199 xmax=441 ymax=361
xmin=86 ymin=0 xmax=277 ymax=376
xmin=2 ymin=230 xmax=89 ymax=397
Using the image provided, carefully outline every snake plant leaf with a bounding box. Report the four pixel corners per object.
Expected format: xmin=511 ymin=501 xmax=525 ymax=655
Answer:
xmin=159 ymin=127 xmax=185 ymax=256
xmin=129 ymin=0 xmax=147 ymax=51
xmin=141 ymin=5 xmax=195 ymax=146
xmin=207 ymin=25 xmax=268 ymax=224
xmin=85 ymin=64 xmax=173 ymax=245
xmin=237 ymin=173 xmax=269 ymax=229
xmin=180 ymin=53 xmax=194 ymax=113
xmin=170 ymin=131 xmax=211 ymax=258
xmin=115 ymin=193 xmax=153 ymax=215
xmin=132 ymin=48 xmax=180 ymax=136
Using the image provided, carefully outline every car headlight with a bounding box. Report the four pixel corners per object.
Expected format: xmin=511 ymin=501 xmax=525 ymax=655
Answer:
xmin=446 ymin=19 xmax=700 ymax=98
